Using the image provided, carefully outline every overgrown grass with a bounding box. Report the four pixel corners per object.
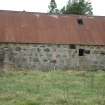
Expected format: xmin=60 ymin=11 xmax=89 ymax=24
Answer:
xmin=0 ymin=70 xmax=105 ymax=105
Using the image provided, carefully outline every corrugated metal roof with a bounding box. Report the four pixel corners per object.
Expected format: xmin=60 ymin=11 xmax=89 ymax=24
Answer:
xmin=0 ymin=10 xmax=105 ymax=45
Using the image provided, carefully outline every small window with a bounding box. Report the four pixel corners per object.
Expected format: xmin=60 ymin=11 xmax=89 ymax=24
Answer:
xmin=79 ymin=49 xmax=84 ymax=56
xmin=69 ymin=44 xmax=76 ymax=49
xmin=77 ymin=18 xmax=83 ymax=25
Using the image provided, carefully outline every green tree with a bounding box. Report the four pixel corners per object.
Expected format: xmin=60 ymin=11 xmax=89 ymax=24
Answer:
xmin=48 ymin=0 xmax=59 ymax=14
xmin=60 ymin=0 xmax=93 ymax=15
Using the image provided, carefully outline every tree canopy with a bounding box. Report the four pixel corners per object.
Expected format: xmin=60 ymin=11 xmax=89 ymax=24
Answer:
xmin=48 ymin=0 xmax=59 ymax=14
xmin=61 ymin=0 xmax=93 ymax=15
xmin=48 ymin=0 xmax=93 ymax=15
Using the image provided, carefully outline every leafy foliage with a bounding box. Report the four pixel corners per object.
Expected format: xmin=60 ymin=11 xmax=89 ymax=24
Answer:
xmin=48 ymin=0 xmax=60 ymax=14
xmin=48 ymin=0 xmax=93 ymax=15
xmin=60 ymin=0 xmax=93 ymax=15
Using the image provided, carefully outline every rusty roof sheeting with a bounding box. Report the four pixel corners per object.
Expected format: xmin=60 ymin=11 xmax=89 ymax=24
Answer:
xmin=0 ymin=10 xmax=105 ymax=45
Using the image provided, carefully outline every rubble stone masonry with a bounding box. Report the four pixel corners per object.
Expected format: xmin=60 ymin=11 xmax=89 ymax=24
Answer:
xmin=0 ymin=43 xmax=105 ymax=71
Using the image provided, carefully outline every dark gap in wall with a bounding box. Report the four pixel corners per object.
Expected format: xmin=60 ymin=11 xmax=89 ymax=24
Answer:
xmin=79 ymin=49 xmax=84 ymax=56
xmin=100 ymin=51 xmax=105 ymax=55
xmin=0 ymin=54 xmax=4 ymax=64
xmin=44 ymin=48 xmax=50 ymax=52
xmin=85 ymin=50 xmax=90 ymax=54
xmin=69 ymin=44 xmax=76 ymax=49
xmin=77 ymin=18 xmax=83 ymax=25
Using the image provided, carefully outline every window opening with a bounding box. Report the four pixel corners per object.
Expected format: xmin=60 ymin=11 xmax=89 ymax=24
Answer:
xmin=69 ymin=44 xmax=76 ymax=49
xmin=79 ymin=49 xmax=84 ymax=56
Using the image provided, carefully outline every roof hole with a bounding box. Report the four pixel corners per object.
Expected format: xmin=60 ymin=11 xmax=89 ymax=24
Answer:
xmin=77 ymin=18 xmax=83 ymax=25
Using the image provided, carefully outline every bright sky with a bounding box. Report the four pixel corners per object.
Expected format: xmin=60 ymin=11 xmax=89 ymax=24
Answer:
xmin=0 ymin=0 xmax=104 ymax=16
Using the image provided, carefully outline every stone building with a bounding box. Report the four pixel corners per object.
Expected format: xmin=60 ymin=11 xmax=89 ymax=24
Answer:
xmin=0 ymin=10 xmax=105 ymax=71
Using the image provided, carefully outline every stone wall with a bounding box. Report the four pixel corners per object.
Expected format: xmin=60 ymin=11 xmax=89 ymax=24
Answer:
xmin=0 ymin=43 xmax=105 ymax=71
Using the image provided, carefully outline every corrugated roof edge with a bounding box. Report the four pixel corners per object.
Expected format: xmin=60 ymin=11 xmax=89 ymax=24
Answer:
xmin=0 ymin=42 xmax=104 ymax=46
xmin=0 ymin=10 xmax=105 ymax=45
xmin=0 ymin=9 xmax=105 ymax=17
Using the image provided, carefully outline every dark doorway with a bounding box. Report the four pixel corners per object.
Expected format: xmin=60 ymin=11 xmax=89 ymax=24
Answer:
xmin=79 ymin=49 xmax=84 ymax=56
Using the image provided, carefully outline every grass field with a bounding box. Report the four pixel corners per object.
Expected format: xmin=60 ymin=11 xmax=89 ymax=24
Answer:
xmin=0 ymin=70 xmax=105 ymax=105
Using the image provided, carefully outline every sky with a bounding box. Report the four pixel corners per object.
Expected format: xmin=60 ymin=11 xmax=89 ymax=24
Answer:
xmin=0 ymin=0 xmax=104 ymax=16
